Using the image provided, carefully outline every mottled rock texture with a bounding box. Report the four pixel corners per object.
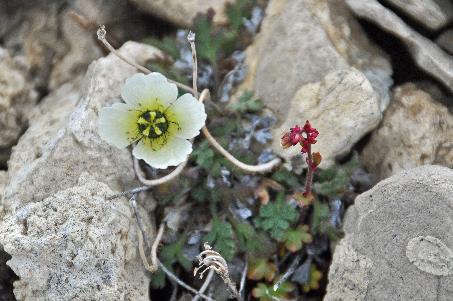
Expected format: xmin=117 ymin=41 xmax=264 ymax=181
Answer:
xmin=0 ymin=42 xmax=159 ymax=300
xmin=346 ymin=0 xmax=453 ymax=92
xmin=129 ymin=0 xmax=233 ymax=28
xmin=236 ymin=0 xmax=392 ymax=168
xmin=386 ymin=0 xmax=453 ymax=30
xmin=2 ymin=174 xmax=151 ymax=301
xmin=361 ymin=83 xmax=453 ymax=179
xmin=0 ymin=48 xmax=37 ymax=150
xmin=325 ymin=165 xmax=453 ymax=301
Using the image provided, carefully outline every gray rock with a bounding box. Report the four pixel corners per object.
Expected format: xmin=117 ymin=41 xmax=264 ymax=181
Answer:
xmin=0 ymin=1 xmax=133 ymax=90
xmin=1 ymin=41 xmax=160 ymax=300
xmin=235 ymin=0 xmax=391 ymax=168
xmin=0 ymin=48 xmax=38 ymax=150
xmin=129 ymin=0 xmax=233 ymax=28
xmin=346 ymin=0 xmax=453 ymax=92
xmin=436 ymin=30 xmax=453 ymax=55
xmin=4 ymin=41 xmax=161 ymax=210
xmin=1 ymin=173 xmax=152 ymax=301
xmin=361 ymin=83 xmax=453 ymax=180
xmin=386 ymin=0 xmax=453 ymax=30
xmin=0 ymin=171 xmax=7 ymax=203
xmin=325 ymin=165 xmax=453 ymax=301
xmin=272 ymin=67 xmax=381 ymax=168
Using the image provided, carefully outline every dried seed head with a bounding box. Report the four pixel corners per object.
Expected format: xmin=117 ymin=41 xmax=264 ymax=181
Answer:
xmin=187 ymin=31 xmax=196 ymax=43
xmin=97 ymin=25 xmax=106 ymax=41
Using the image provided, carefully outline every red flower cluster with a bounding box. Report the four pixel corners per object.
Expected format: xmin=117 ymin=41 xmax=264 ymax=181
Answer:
xmin=281 ymin=120 xmax=319 ymax=153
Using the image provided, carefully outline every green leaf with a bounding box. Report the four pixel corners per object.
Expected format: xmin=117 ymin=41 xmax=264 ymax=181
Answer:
xmin=203 ymin=219 xmax=236 ymax=260
xmin=254 ymin=192 xmax=299 ymax=241
xmin=193 ymin=13 xmax=223 ymax=64
xmin=311 ymin=199 xmax=330 ymax=234
xmin=283 ymin=225 xmax=313 ymax=252
xmin=302 ymin=265 xmax=323 ymax=293
xmin=252 ymin=282 xmax=295 ymax=301
xmin=227 ymin=91 xmax=264 ymax=113
xmin=142 ymin=36 xmax=179 ymax=59
xmin=231 ymin=219 xmax=273 ymax=257
xmin=313 ymin=153 xmax=359 ymax=198
xmin=247 ymin=258 xmax=277 ymax=281
xmin=271 ymin=168 xmax=300 ymax=188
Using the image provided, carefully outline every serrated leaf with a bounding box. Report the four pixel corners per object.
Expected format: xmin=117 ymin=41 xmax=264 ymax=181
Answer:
xmin=247 ymin=258 xmax=277 ymax=281
xmin=203 ymin=219 xmax=236 ymax=260
xmin=252 ymin=282 xmax=295 ymax=301
xmin=271 ymin=168 xmax=300 ymax=188
xmin=283 ymin=225 xmax=313 ymax=253
xmin=313 ymin=153 xmax=359 ymax=198
xmin=254 ymin=192 xmax=299 ymax=241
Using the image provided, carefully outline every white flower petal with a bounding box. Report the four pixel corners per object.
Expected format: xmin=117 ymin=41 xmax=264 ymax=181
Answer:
xmin=121 ymin=72 xmax=177 ymax=108
xmin=171 ymin=93 xmax=207 ymax=139
xmin=98 ymin=103 xmax=140 ymax=148
xmin=132 ymin=137 xmax=192 ymax=169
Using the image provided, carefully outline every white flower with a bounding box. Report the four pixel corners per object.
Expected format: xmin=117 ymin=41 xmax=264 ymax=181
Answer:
xmin=99 ymin=72 xmax=206 ymax=169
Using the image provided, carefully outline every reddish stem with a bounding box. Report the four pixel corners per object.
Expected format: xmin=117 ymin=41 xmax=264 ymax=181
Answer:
xmin=303 ymin=145 xmax=314 ymax=196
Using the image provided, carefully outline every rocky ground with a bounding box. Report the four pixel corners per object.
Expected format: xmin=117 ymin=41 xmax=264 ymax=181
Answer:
xmin=0 ymin=0 xmax=452 ymax=300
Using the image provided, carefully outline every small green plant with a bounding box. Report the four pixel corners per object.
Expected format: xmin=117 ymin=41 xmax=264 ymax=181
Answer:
xmin=227 ymin=90 xmax=264 ymax=113
xmin=271 ymin=167 xmax=300 ymax=188
xmin=230 ymin=218 xmax=271 ymax=257
xmin=247 ymin=258 xmax=277 ymax=281
xmin=283 ymin=225 xmax=313 ymax=253
xmin=203 ymin=218 xmax=236 ymax=260
xmin=252 ymin=282 xmax=295 ymax=301
xmin=254 ymin=192 xmax=299 ymax=241
xmin=314 ymin=153 xmax=358 ymax=198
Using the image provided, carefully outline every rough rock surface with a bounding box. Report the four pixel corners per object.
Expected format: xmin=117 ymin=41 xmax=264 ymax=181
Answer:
xmin=325 ymin=165 xmax=453 ymax=300
xmin=386 ymin=0 xmax=453 ymax=31
xmin=4 ymin=42 xmax=161 ymax=210
xmin=1 ymin=173 xmax=151 ymax=301
xmin=236 ymin=0 xmax=390 ymax=167
xmin=0 ymin=0 xmax=133 ymax=90
xmin=272 ymin=68 xmax=381 ymax=167
xmin=0 ymin=171 xmax=7 ymax=202
xmin=0 ymin=42 xmax=159 ymax=300
xmin=346 ymin=0 xmax=453 ymax=92
xmin=129 ymin=0 xmax=233 ymax=28
xmin=436 ymin=30 xmax=453 ymax=55
xmin=361 ymin=83 xmax=453 ymax=180
xmin=0 ymin=48 xmax=38 ymax=150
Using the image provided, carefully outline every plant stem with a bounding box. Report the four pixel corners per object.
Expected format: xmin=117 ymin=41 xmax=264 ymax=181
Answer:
xmin=304 ymin=145 xmax=314 ymax=196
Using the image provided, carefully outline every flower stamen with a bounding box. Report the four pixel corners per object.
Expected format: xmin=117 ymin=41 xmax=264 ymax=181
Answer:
xmin=137 ymin=110 xmax=169 ymax=138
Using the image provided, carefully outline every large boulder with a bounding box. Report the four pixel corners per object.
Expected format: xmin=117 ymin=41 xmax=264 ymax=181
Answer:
xmin=361 ymin=83 xmax=453 ymax=179
xmin=0 ymin=42 xmax=160 ymax=300
xmin=235 ymin=0 xmax=392 ymax=168
xmin=325 ymin=165 xmax=453 ymax=300
xmin=1 ymin=174 xmax=151 ymax=301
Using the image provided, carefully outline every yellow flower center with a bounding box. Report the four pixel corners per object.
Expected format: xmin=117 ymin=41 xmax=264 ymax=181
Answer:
xmin=137 ymin=110 xmax=169 ymax=138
